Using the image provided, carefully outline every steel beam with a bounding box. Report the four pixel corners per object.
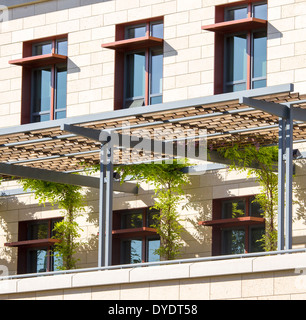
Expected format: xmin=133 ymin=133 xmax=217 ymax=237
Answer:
xmin=0 ymin=84 xmax=294 ymax=137
xmin=61 ymin=124 xmax=101 ymax=141
xmin=291 ymin=106 xmax=306 ymax=122
xmin=0 ymin=162 xmax=138 ymax=194
xmin=240 ymin=97 xmax=289 ymax=118
xmin=0 ymin=162 xmax=100 ymax=188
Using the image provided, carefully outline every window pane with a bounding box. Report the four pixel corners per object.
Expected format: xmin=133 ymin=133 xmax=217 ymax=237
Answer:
xmin=32 ymin=68 xmax=51 ymax=114
xmin=252 ymin=79 xmax=266 ymax=89
xmin=150 ymin=96 xmax=162 ymax=105
xmin=28 ymin=222 xmax=48 ymax=240
xmin=122 ymin=239 xmax=142 ymax=264
xmin=33 ymin=113 xmax=50 ymax=123
xmin=52 ymin=251 xmax=63 ymax=271
xmin=250 ymin=198 xmax=264 ymax=217
xmin=253 ymin=3 xmax=268 ymax=20
xmin=125 ymin=98 xmax=145 ymax=108
xmin=222 ymin=199 xmax=246 ymax=219
xmin=226 ymin=34 xmax=247 ymax=83
xmin=151 ymin=49 xmax=163 ymax=95
xmin=55 ymin=66 xmax=67 ymax=110
xmin=226 ymin=83 xmax=247 ymax=93
xmin=121 ymin=211 xmax=143 ymax=229
xmin=151 ymin=22 xmax=164 ymax=38
xmin=222 ymin=229 xmax=245 ymax=255
xmin=250 ymin=226 xmax=265 ymax=252
xmin=57 ymin=39 xmax=68 ymax=56
xmin=33 ymin=42 xmax=52 ymax=56
xmin=226 ymin=7 xmax=248 ymax=21
xmin=253 ymin=31 xmax=267 ymax=79
xmin=147 ymin=238 xmax=160 ymax=262
xmin=55 ymin=111 xmax=66 ymax=120
xmin=126 ymin=25 xmax=146 ymax=39
xmin=27 ymin=248 xmax=48 ymax=273
xmin=125 ymin=52 xmax=146 ymax=100
xmin=147 ymin=208 xmax=159 ymax=227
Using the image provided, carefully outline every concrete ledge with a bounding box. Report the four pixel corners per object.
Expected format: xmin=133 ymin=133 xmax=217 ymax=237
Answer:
xmin=1 ymin=253 xmax=306 ymax=296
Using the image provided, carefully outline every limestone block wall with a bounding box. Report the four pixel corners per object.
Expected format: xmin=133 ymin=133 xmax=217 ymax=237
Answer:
xmin=1 ymin=252 xmax=306 ymax=300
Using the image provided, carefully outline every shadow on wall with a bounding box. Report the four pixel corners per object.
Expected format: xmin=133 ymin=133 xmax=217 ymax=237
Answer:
xmin=178 ymin=170 xmax=227 ymax=259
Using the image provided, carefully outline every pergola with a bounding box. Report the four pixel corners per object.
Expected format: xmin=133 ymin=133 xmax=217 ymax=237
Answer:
xmin=1 ymin=83 xmax=306 ymax=269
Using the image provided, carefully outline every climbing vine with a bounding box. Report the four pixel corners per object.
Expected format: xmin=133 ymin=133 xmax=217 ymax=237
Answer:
xmin=19 ymin=179 xmax=85 ymax=270
xmin=117 ymin=160 xmax=190 ymax=260
xmin=218 ymin=144 xmax=278 ymax=251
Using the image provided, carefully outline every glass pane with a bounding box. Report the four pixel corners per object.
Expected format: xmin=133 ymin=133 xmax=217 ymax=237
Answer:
xmin=32 ymin=68 xmax=51 ymax=113
xmin=250 ymin=198 xmax=264 ymax=217
xmin=28 ymin=248 xmax=48 ymax=273
xmin=55 ymin=66 xmax=67 ymax=110
xmin=226 ymin=34 xmax=247 ymax=83
xmin=222 ymin=229 xmax=245 ymax=255
xmin=33 ymin=113 xmax=50 ymax=123
xmin=226 ymin=7 xmax=248 ymax=21
xmin=252 ymin=79 xmax=266 ymax=89
xmin=148 ymin=238 xmax=160 ymax=262
xmin=121 ymin=211 xmax=143 ymax=229
xmin=55 ymin=111 xmax=66 ymax=120
xmin=226 ymin=83 xmax=247 ymax=93
xmin=253 ymin=31 xmax=267 ymax=79
xmin=147 ymin=209 xmax=159 ymax=228
xmin=125 ymin=98 xmax=145 ymax=108
xmin=33 ymin=42 xmax=52 ymax=56
xmin=57 ymin=39 xmax=68 ymax=56
xmin=253 ymin=3 xmax=268 ymax=20
xmin=126 ymin=25 xmax=146 ymax=39
xmin=28 ymin=222 xmax=48 ymax=240
xmin=250 ymin=227 xmax=265 ymax=252
xmin=122 ymin=239 xmax=142 ymax=264
xmin=125 ymin=52 xmax=145 ymax=99
xmin=52 ymin=251 xmax=63 ymax=271
xmin=222 ymin=199 xmax=246 ymax=219
xmin=150 ymin=96 xmax=162 ymax=105
xmin=151 ymin=22 xmax=164 ymax=38
xmin=151 ymin=49 xmax=163 ymax=95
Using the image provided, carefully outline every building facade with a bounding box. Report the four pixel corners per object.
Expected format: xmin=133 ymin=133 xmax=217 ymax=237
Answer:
xmin=0 ymin=0 xmax=306 ymax=300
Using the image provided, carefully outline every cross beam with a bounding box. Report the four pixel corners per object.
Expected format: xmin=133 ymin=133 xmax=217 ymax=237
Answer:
xmin=0 ymin=162 xmax=138 ymax=194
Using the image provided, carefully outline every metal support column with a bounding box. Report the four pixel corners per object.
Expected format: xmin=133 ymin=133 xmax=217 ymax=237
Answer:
xmin=278 ymin=118 xmax=286 ymax=251
xmin=104 ymin=143 xmax=114 ymax=267
xmin=285 ymin=106 xmax=293 ymax=250
xmin=98 ymin=146 xmax=107 ymax=268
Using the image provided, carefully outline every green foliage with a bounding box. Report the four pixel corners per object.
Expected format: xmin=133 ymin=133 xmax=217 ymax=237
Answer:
xmin=117 ymin=160 xmax=190 ymax=260
xmin=19 ymin=179 xmax=85 ymax=270
xmin=218 ymin=144 xmax=279 ymax=252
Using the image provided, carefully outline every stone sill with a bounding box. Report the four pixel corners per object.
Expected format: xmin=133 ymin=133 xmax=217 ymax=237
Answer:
xmin=1 ymin=253 xmax=306 ymax=296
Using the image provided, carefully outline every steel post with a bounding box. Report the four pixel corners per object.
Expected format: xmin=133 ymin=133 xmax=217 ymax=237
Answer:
xmin=278 ymin=118 xmax=286 ymax=251
xmin=285 ymin=106 xmax=293 ymax=250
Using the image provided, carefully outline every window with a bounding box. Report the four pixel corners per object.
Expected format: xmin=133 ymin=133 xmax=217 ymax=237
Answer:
xmin=202 ymin=2 xmax=267 ymax=94
xmin=199 ymin=196 xmax=265 ymax=256
xmin=112 ymin=208 xmax=160 ymax=265
xmin=102 ymin=18 xmax=164 ymax=110
xmin=5 ymin=218 xmax=63 ymax=274
xmin=9 ymin=35 xmax=68 ymax=124
xmin=124 ymin=21 xmax=163 ymax=108
xmin=31 ymin=39 xmax=68 ymax=122
xmin=219 ymin=197 xmax=265 ymax=254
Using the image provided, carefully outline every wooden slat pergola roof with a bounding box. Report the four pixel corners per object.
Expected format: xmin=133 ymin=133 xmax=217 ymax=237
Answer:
xmin=0 ymin=84 xmax=305 ymax=174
